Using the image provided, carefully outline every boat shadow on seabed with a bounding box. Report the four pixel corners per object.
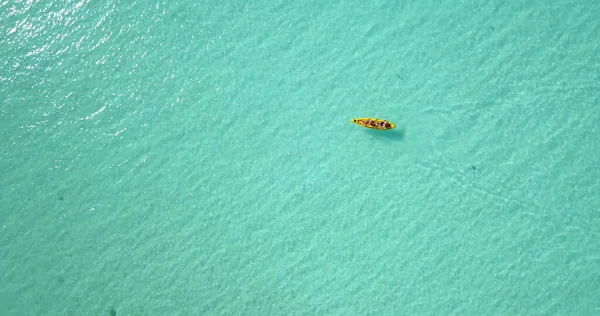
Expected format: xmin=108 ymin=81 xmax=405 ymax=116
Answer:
xmin=365 ymin=127 xmax=405 ymax=141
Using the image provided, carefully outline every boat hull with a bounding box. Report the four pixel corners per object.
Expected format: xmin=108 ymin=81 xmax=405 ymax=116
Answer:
xmin=350 ymin=118 xmax=396 ymax=130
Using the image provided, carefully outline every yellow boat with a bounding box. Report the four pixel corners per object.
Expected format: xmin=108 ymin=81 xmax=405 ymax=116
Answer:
xmin=350 ymin=118 xmax=396 ymax=130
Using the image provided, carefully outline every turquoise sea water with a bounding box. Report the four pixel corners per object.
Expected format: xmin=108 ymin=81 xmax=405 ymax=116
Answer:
xmin=2 ymin=0 xmax=600 ymax=315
